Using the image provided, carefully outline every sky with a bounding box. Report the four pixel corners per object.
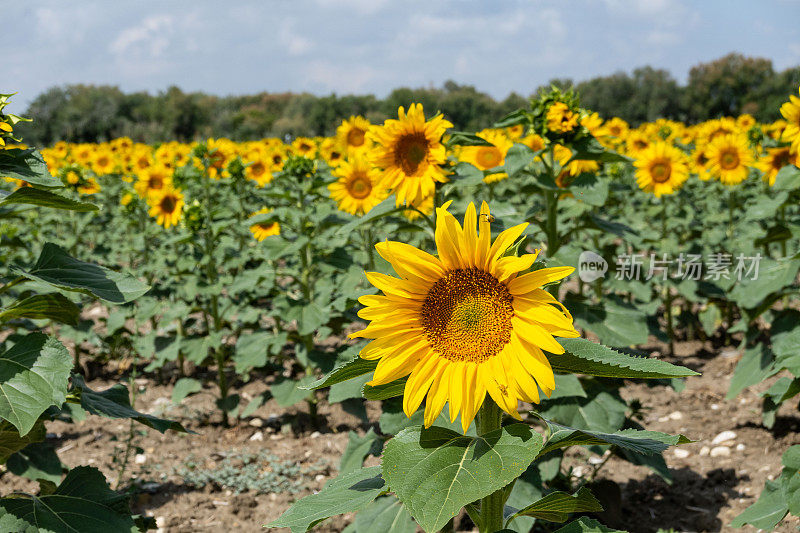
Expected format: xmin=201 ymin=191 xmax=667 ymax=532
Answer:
xmin=5 ymin=0 xmax=800 ymax=114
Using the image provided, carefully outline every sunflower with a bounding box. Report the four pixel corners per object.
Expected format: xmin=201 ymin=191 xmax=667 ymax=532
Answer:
xmin=545 ymin=102 xmax=578 ymax=134
xmin=91 ymin=150 xmax=116 ymax=175
xmin=368 ymin=104 xmax=452 ymax=207
xmin=245 ymin=158 xmax=273 ymax=187
xmin=328 ymin=155 xmax=387 ymax=215
xmin=757 ymin=146 xmax=797 ymax=186
xmin=521 ymin=134 xmax=546 ymax=152
xmin=336 ymin=116 xmax=371 ymax=153
xmin=554 ymin=144 xmax=599 ymax=177
xmin=633 ymin=142 xmax=689 ymax=197
xmin=780 ymin=88 xmax=800 ymax=153
xmin=134 ymin=165 xmax=172 ymax=198
xmin=351 ymin=202 xmax=578 ymax=433
xmin=462 ymin=129 xmax=513 ymax=183
xmin=291 ymin=137 xmax=317 ymax=158
xmin=604 ymin=117 xmax=629 ymax=139
xmin=690 ymin=147 xmax=712 ymax=180
xmin=78 ymin=177 xmax=101 ymax=195
xmin=0 ymin=120 xmax=13 ymax=147
xmin=625 ymin=130 xmax=651 ymax=156
xmin=148 ymin=185 xmax=184 ymax=229
xmin=705 ymin=134 xmax=753 ymax=185
xmin=249 ymin=208 xmax=281 ymax=241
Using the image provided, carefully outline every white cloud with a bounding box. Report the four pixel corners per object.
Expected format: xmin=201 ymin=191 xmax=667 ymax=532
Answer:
xmin=278 ymin=20 xmax=314 ymax=56
xmin=110 ymin=15 xmax=174 ymax=57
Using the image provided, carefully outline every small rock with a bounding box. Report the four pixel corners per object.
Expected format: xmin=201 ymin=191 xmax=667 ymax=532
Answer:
xmin=668 ymin=411 xmax=683 ymax=420
xmin=673 ymin=448 xmax=690 ymax=458
xmin=736 ymin=443 xmax=746 ymax=451
xmin=699 ymin=446 xmax=710 ymax=456
xmin=710 ymin=446 xmax=731 ymax=457
xmin=155 ymin=516 xmax=166 ymax=528
xmin=134 ymin=454 xmax=147 ymax=465
xmin=588 ymin=456 xmax=604 ymax=465
xmin=710 ymin=404 xmax=720 ymax=410
xmin=711 ymin=431 xmax=737 ymax=445
xmin=249 ymin=418 xmax=264 ymax=428
xmin=572 ymin=466 xmax=585 ymax=478
xmin=249 ymin=431 xmax=264 ymax=442
xmin=310 ymin=431 xmax=321 ymax=439
xmin=315 ymin=474 xmax=325 ymax=482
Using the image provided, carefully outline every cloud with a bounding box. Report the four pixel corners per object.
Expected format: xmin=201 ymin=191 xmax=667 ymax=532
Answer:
xmin=110 ymin=15 xmax=175 ymax=57
xmin=278 ymin=20 xmax=314 ymax=56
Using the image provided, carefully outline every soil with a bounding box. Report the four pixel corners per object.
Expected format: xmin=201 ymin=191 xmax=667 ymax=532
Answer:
xmin=2 ymin=338 xmax=799 ymax=533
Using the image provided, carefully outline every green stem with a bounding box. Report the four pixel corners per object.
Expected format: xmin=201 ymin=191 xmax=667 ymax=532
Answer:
xmin=476 ymin=398 xmax=504 ymax=533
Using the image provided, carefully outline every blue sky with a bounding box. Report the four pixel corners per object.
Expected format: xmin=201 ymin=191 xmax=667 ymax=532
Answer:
xmin=6 ymin=0 xmax=800 ymax=113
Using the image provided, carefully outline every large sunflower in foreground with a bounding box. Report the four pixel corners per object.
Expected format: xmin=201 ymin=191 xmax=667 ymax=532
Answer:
xmin=328 ymin=155 xmax=387 ymax=215
xmin=148 ymin=185 xmax=184 ymax=229
xmin=633 ymin=142 xmax=689 ymax=197
xmin=368 ymin=104 xmax=452 ymax=207
xmin=705 ymin=134 xmax=753 ymax=185
xmin=351 ymin=202 xmax=579 ymax=433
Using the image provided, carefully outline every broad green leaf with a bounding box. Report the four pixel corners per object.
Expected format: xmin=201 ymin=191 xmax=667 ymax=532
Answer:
xmin=565 ymin=299 xmax=648 ymax=346
xmin=727 ymin=343 xmax=776 ymax=399
xmin=362 ymin=377 xmax=406 ymax=400
xmin=233 ymin=331 xmax=273 ymax=373
xmin=506 ymin=487 xmax=602 ymax=524
xmin=298 ymin=302 xmax=328 ymax=336
xmin=0 ymin=149 xmax=62 ymax=188
xmin=447 ymin=131 xmax=494 ymax=146
xmin=771 ymin=310 xmax=800 ymax=359
xmin=493 ymin=109 xmax=528 ymax=128
xmin=70 ymin=375 xmax=189 ymax=433
xmin=271 ymin=375 xmax=315 ymax=407
xmin=731 ymin=479 xmax=789 ymax=530
xmin=339 ymin=428 xmax=382 ymax=474
xmin=304 ymin=354 xmax=377 ymax=391
xmin=6 ymin=440 xmax=63 ymax=483
xmin=538 ymin=420 xmax=691 ymax=457
xmin=553 ymin=517 xmax=626 ymax=532
xmin=503 ymin=143 xmax=535 ymax=178
xmin=0 ymin=333 xmax=72 ymax=436
xmin=171 ymin=378 xmax=202 ymax=404
xmin=569 ymin=136 xmax=631 ymax=163
xmin=382 ymin=424 xmax=544 ymax=533
xmin=539 ymin=383 xmax=627 ymax=433
xmin=551 ymin=338 xmax=699 ymax=379
xmin=0 ymin=420 xmax=45 ymax=464
xmin=267 ymin=466 xmax=385 ymax=533
xmin=773 ymin=164 xmax=800 ymax=191
xmin=0 ymin=293 xmax=80 ymax=325
xmin=782 ymin=446 xmax=800 ymax=516
xmin=14 ymin=243 xmax=150 ymax=304
xmin=729 ymin=256 xmax=800 ymax=309
xmin=0 ymin=187 xmax=98 ymax=212
xmin=0 ymin=466 xmax=137 ymax=532
xmin=353 ymin=496 xmax=415 ymax=533
xmin=336 ymin=196 xmax=402 ymax=235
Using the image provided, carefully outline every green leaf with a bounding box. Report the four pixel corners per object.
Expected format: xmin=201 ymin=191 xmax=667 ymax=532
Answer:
xmin=503 ymin=143 xmax=535 ymax=178
xmin=0 ymin=187 xmax=98 ymax=212
xmin=6 ymin=440 xmax=63 ymax=483
xmin=565 ymin=299 xmax=648 ymax=346
xmin=339 ymin=428 xmax=382 ymax=474
xmin=0 ymin=420 xmax=45 ymax=464
xmin=304 ymin=354 xmax=377 ymax=391
xmin=538 ymin=420 xmax=691 ymax=457
xmin=0 ymin=465 xmax=137 ymax=532
xmin=233 ymin=331 xmax=273 ymax=373
xmin=493 ymin=109 xmax=528 ymax=128
xmin=0 ymin=333 xmax=72 ymax=436
xmin=336 ymin=196 xmax=402 ymax=235
xmin=727 ymin=343 xmax=776 ymax=399
xmin=507 ymin=487 xmax=602 ymax=524
xmin=539 ymin=383 xmax=627 ymax=433
xmin=14 ymin=243 xmax=150 ymax=304
xmin=382 ymin=424 xmax=544 ymax=533
xmin=267 ymin=466 xmax=385 ymax=532
xmin=552 ymin=517 xmax=626 ymax=532
xmin=362 ymin=377 xmax=406 ymax=400
xmin=551 ymin=338 xmax=699 ymax=379
xmin=271 ymin=375 xmax=315 ymax=407
xmin=70 ymin=375 xmax=190 ymax=433
xmin=353 ymin=496 xmax=416 ymax=533
xmin=731 ymin=479 xmax=789 ymax=530
xmin=171 ymin=378 xmax=202 ymax=404
xmin=569 ymin=137 xmax=631 ymax=163
xmin=0 ymin=149 xmax=62 ymax=188
xmin=729 ymin=256 xmax=800 ymax=309
xmin=0 ymin=293 xmax=80 ymax=325
xmin=298 ymin=302 xmax=328 ymax=336
xmin=447 ymin=132 xmax=494 ymax=146
xmin=773 ymin=164 xmax=800 ymax=191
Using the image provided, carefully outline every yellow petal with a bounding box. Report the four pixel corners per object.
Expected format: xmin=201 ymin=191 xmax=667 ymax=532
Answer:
xmin=403 ymin=355 xmax=442 ymax=417
xmin=512 ymin=317 xmax=565 ymax=354
xmin=486 ymin=223 xmax=528 ymax=270
xmin=507 ymin=267 xmax=574 ymax=295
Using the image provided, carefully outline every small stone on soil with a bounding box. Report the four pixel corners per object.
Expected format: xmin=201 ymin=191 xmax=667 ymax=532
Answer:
xmin=711 ymin=430 xmax=737 ymax=445
xmin=249 ymin=431 xmax=264 ymax=441
xmin=710 ymin=446 xmax=731 ymax=457
xmin=673 ymin=448 xmax=690 ymax=458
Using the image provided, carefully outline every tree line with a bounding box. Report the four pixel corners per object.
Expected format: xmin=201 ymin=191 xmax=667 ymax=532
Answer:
xmin=17 ymin=53 xmax=800 ymax=146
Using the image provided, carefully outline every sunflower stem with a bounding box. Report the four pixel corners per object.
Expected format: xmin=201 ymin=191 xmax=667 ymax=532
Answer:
xmin=476 ymin=398 xmax=505 ymax=533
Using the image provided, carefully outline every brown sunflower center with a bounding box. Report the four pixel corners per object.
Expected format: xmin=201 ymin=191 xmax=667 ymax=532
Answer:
xmin=347 ymin=128 xmax=366 ymax=147
xmin=148 ymin=175 xmax=164 ymax=189
xmin=420 ymin=268 xmax=514 ymax=364
xmin=650 ymin=161 xmax=671 ymax=183
xmin=346 ymin=172 xmax=373 ymax=199
xmin=720 ymin=149 xmax=739 ymax=170
xmin=394 ymin=133 xmax=429 ymax=176
xmin=772 ymin=150 xmax=790 ymax=170
xmin=250 ymin=161 xmax=266 ymax=176
xmin=160 ymin=194 xmax=177 ymax=214
xmin=476 ymin=146 xmax=502 ymax=169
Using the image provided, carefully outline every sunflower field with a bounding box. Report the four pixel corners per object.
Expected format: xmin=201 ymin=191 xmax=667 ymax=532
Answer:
xmin=0 ymin=84 xmax=799 ymax=533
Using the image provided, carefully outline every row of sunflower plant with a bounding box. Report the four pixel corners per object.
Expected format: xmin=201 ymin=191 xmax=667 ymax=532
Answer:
xmin=2 ymin=84 xmax=800 ymax=531
xmin=0 ymin=93 xmax=189 ymax=531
